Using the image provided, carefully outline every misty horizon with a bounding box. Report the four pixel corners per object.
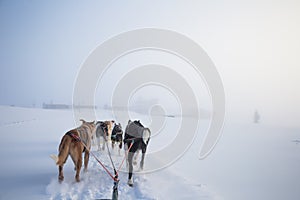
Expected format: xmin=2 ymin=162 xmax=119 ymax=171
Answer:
xmin=1 ymin=1 xmax=300 ymax=128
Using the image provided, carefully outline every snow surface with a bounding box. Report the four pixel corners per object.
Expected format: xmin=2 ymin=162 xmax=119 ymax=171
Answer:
xmin=0 ymin=106 xmax=299 ymax=200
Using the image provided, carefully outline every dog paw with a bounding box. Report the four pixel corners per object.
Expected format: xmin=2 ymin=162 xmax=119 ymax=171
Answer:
xmin=127 ymin=179 xmax=133 ymax=187
xmin=58 ymin=175 xmax=64 ymax=183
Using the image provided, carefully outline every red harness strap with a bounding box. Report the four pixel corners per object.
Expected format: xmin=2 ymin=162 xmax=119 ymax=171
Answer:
xmin=70 ymin=133 xmax=81 ymax=141
xmin=68 ymin=131 xmax=135 ymax=183
xmin=117 ymin=142 xmax=133 ymax=174
xmin=67 ymin=133 xmax=86 ymax=152
xmin=71 ymin=131 xmax=118 ymax=182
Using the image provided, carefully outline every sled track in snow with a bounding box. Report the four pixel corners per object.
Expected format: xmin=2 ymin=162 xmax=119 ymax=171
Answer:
xmin=47 ymin=147 xmax=155 ymax=200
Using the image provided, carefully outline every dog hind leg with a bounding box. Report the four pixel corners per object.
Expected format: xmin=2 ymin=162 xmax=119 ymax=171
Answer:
xmin=58 ymin=165 xmax=64 ymax=183
xmin=128 ymin=151 xmax=134 ymax=186
xmin=75 ymin=154 xmax=82 ymax=182
xmin=140 ymin=145 xmax=147 ymax=170
xmin=84 ymin=151 xmax=89 ymax=172
xmin=70 ymin=146 xmax=82 ymax=182
xmin=133 ymin=150 xmax=139 ymax=165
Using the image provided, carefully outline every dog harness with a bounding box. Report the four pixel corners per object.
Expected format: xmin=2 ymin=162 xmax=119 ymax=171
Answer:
xmin=66 ymin=132 xmax=86 ymax=152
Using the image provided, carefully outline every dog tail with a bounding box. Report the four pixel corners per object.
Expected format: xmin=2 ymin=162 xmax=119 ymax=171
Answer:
xmin=142 ymin=128 xmax=151 ymax=145
xmin=55 ymin=134 xmax=71 ymax=166
xmin=50 ymin=154 xmax=58 ymax=164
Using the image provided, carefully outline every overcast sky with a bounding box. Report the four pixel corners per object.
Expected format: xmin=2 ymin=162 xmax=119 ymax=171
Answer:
xmin=0 ymin=1 xmax=300 ymax=127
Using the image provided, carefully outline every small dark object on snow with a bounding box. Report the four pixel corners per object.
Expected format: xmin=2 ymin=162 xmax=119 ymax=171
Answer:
xmin=112 ymin=179 xmax=119 ymax=200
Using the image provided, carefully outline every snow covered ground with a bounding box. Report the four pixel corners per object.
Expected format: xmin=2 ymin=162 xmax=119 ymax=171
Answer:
xmin=0 ymin=106 xmax=299 ymax=199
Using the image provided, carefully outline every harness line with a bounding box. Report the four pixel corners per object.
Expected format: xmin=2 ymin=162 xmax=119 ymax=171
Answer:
xmin=71 ymin=132 xmax=117 ymax=181
xmin=117 ymin=142 xmax=133 ymax=173
xmin=105 ymin=135 xmax=117 ymax=176
xmin=71 ymin=130 xmax=136 ymax=200
xmin=70 ymin=132 xmax=134 ymax=182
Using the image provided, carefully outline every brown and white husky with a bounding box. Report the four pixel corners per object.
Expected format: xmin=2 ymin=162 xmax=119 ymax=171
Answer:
xmin=50 ymin=119 xmax=96 ymax=182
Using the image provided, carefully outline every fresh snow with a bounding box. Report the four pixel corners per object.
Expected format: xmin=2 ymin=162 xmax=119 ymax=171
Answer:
xmin=0 ymin=106 xmax=299 ymax=200
xmin=0 ymin=106 xmax=216 ymax=200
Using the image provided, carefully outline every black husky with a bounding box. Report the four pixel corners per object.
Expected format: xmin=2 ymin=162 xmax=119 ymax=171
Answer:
xmin=124 ymin=120 xmax=151 ymax=186
xmin=111 ymin=123 xmax=123 ymax=154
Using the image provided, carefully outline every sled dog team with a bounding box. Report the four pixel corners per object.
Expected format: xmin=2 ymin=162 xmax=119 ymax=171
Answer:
xmin=51 ymin=119 xmax=151 ymax=187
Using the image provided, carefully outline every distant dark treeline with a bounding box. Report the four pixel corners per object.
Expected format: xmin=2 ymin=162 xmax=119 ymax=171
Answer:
xmin=42 ymin=103 xmax=99 ymax=110
xmin=42 ymin=103 xmax=70 ymax=109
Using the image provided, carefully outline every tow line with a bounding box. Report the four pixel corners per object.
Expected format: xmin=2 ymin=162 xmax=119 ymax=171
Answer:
xmin=71 ymin=132 xmax=133 ymax=200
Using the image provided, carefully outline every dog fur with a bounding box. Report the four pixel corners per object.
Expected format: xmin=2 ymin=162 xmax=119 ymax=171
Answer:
xmin=51 ymin=119 xmax=96 ymax=182
xmin=111 ymin=123 xmax=123 ymax=155
xmin=95 ymin=121 xmax=109 ymax=151
xmin=104 ymin=120 xmax=115 ymax=142
xmin=124 ymin=120 xmax=151 ymax=186
xmin=94 ymin=120 xmax=115 ymax=151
